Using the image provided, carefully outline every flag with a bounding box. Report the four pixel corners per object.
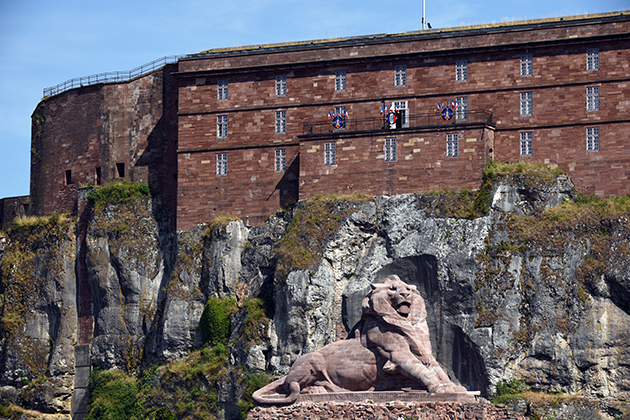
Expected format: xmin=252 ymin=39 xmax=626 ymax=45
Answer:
xmin=328 ymin=111 xmax=331 ymax=119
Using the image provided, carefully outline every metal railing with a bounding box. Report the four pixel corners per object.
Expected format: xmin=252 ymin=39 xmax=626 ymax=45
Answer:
xmin=43 ymin=55 xmax=184 ymax=98
xmin=302 ymin=110 xmax=493 ymax=136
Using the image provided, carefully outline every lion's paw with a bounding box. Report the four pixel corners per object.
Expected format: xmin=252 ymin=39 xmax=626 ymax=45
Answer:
xmin=429 ymin=383 xmax=467 ymax=394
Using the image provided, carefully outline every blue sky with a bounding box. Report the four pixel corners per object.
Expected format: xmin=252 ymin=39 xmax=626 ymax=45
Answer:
xmin=0 ymin=0 xmax=627 ymax=200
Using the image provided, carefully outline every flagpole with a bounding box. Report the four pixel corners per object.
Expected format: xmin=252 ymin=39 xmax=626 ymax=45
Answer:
xmin=422 ymin=0 xmax=425 ymax=30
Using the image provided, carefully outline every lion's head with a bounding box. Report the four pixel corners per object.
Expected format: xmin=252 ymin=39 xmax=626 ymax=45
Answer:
xmin=361 ymin=275 xmax=427 ymax=323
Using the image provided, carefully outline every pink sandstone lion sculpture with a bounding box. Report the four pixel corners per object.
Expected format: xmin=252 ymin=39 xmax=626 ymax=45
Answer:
xmin=253 ymin=275 xmax=467 ymax=404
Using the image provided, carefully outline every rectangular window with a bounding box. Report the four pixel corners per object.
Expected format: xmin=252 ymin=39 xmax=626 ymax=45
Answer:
xmin=275 ymin=148 xmax=286 ymax=172
xmin=217 ymin=115 xmax=228 ymax=138
xmin=384 ymin=137 xmax=397 ymax=162
xmin=216 ymin=153 xmax=228 ymax=176
xmin=334 ymin=106 xmax=347 ymax=115
xmin=456 ymin=96 xmax=468 ymax=121
xmin=587 ymin=127 xmax=599 ymax=151
xmin=587 ymin=48 xmax=599 ymax=71
xmin=276 ymin=75 xmax=287 ymax=96
xmin=587 ymin=86 xmax=599 ymax=111
xmin=95 ymin=167 xmax=102 ymax=185
xmin=520 ymin=91 xmax=533 ymax=116
xmin=217 ymin=80 xmax=229 ymax=101
xmin=456 ymin=60 xmax=468 ymax=82
xmin=393 ymin=101 xmax=409 ymax=128
xmin=335 ymin=70 xmax=346 ymax=91
xmin=395 ymin=65 xmax=407 ymax=87
xmin=521 ymin=54 xmax=533 ymax=77
xmin=65 ymin=170 xmax=72 ymax=185
xmin=275 ymin=110 xmax=286 ymax=134
xmin=324 ymin=142 xmax=336 ymax=166
xmin=446 ymin=133 xmax=459 ymax=157
xmin=116 ymin=162 xmax=125 ymax=178
xmin=520 ymin=132 xmax=533 ymax=156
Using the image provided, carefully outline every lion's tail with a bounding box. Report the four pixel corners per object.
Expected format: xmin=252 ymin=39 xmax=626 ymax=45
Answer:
xmin=252 ymin=378 xmax=300 ymax=405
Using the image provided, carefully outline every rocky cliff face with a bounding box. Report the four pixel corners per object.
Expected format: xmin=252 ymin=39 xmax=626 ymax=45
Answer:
xmin=1 ymin=169 xmax=629 ymax=419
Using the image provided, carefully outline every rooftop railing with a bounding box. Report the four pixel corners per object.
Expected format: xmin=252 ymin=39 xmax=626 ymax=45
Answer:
xmin=43 ymin=55 xmax=184 ymax=98
xmin=302 ymin=110 xmax=493 ymax=136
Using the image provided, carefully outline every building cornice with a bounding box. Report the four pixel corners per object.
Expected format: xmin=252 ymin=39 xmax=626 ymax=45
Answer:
xmin=187 ymin=11 xmax=628 ymax=59
xmin=174 ymin=31 xmax=630 ymax=79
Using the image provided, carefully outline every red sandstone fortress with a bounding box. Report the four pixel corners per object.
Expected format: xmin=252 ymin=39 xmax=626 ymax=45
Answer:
xmin=22 ymin=12 xmax=630 ymax=231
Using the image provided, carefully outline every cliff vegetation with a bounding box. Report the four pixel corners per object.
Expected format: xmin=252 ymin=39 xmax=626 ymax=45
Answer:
xmin=0 ymin=167 xmax=629 ymax=420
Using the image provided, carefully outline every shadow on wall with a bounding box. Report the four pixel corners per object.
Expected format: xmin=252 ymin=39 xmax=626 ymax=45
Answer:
xmin=342 ymin=255 xmax=488 ymax=394
xmin=275 ymin=154 xmax=300 ymax=211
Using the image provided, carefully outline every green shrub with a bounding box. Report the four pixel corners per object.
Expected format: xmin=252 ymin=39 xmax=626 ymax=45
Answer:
xmin=236 ymin=371 xmax=272 ymax=419
xmin=152 ymin=407 xmax=176 ymax=420
xmin=242 ymin=297 xmax=270 ymax=339
xmin=492 ymin=378 xmax=528 ymax=404
xmin=200 ymin=297 xmax=237 ymax=346
xmin=87 ymin=180 xmax=151 ymax=209
xmin=0 ymin=402 xmax=24 ymax=418
xmin=496 ymin=378 xmax=527 ymax=395
xmin=87 ymin=368 xmax=142 ymax=420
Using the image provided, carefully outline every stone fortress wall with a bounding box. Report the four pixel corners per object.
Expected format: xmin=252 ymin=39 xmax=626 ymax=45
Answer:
xmin=26 ymin=11 xmax=630 ymax=231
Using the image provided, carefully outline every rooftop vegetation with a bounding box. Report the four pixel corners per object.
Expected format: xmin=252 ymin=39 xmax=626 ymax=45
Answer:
xmin=87 ymin=180 xmax=151 ymax=210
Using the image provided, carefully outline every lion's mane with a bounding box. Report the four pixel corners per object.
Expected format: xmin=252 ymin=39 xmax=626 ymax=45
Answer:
xmin=360 ymin=275 xmax=433 ymax=360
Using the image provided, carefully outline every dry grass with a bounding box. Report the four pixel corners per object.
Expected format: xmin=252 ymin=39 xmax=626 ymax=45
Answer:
xmin=11 ymin=213 xmax=73 ymax=230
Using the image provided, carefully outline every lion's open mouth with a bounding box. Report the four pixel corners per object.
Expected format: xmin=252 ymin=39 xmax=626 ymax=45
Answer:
xmin=397 ymin=302 xmax=411 ymax=317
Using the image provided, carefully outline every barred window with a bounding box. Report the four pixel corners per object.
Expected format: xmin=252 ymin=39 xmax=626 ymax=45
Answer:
xmin=276 ymin=75 xmax=287 ymax=96
xmin=275 ymin=148 xmax=286 ymax=172
xmin=275 ymin=110 xmax=286 ymax=134
xmin=324 ymin=142 xmax=336 ymax=166
xmin=217 ymin=80 xmax=228 ymax=101
xmin=521 ymin=54 xmax=533 ymax=77
xmin=520 ymin=132 xmax=533 ymax=156
xmin=587 ymin=48 xmax=599 ymax=71
xmin=520 ymin=92 xmax=533 ymax=116
xmin=587 ymin=127 xmax=599 ymax=152
xmin=335 ymin=70 xmax=346 ymax=91
xmin=384 ymin=137 xmax=397 ymax=162
xmin=456 ymin=96 xmax=468 ymax=121
xmin=216 ymin=153 xmax=228 ymax=176
xmin=395 ymin=65 xmax=407 ymax=87
xmin=456 ymin=60 xmax=468 ymax=82
xmin=446 ymin=133 xmax=459 ymax=157
xmin=586 ymin=86 xmax=599 ymax=111
xmin=217 ymin=115 xmax=228 ymax=138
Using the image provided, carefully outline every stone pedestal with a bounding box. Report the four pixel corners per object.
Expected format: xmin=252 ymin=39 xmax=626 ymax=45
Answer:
xmin=247 ymin=399 xmax=527 ymax=420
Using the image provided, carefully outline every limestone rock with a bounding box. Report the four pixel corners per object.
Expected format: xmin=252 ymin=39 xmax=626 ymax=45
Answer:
xmin=491 ymin=173 xmax=575 ymax=216
xmin=86 ymin=198 xmax=166 ymax=370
